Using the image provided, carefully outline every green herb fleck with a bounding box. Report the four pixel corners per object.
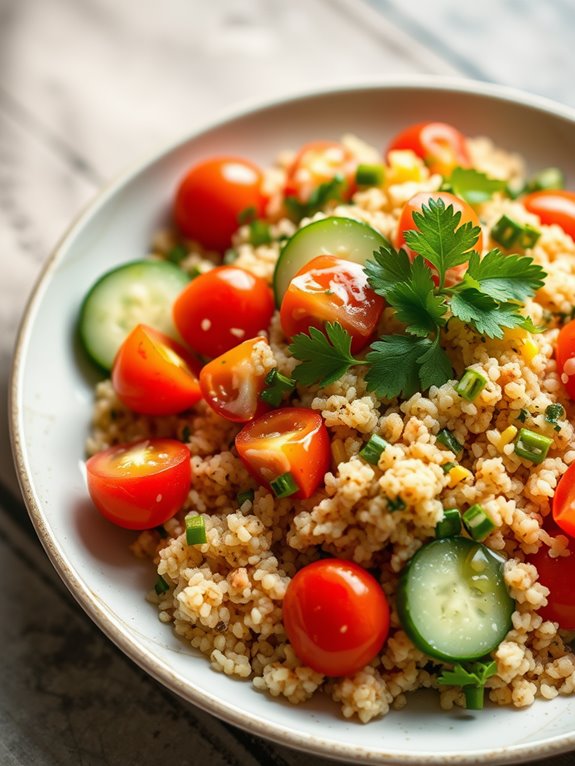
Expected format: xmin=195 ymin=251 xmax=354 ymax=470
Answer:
xmin=437 ymin=660 xmax=498 ymax=710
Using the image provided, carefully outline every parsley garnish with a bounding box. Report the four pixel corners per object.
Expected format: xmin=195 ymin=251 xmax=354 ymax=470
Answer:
xmin=288 ymin=322 xmax=362 ymax=387
xmin=285 ymin=175 xmax=346 ymax=221
xmin=448 ymin=167 xmax=506 ymax=205
xmin=437 ymin=660 xmax=497 ymax=710
xmin=545 ymin=403 xmax=565 ymax=432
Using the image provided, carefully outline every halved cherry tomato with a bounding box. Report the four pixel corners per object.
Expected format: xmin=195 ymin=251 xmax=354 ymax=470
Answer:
xmin=552 ymin=462 xmax=575 ymax=539
xmin=283 ymin=558 xmax=390 ymax=676
xmin=199 ymin=337 xmax=271 ymax=423
xmin=173 ymin=266 xmax=275 ymax=358
xmin=528 ymin=519 xmax=575 ymax=629
xmin=387 ymin=122 xmax=470 ymax=176
xmin=173 ymin=156 xmax=266 ymax=252
xmin=523 ymin=190 xmax=575 ymax=241
xmin=235 ymin=407 xmax=330 ymax=499
xmin=555 ymin=319 xmax=575 ymax=400
xmin=280 ymin=255 xmax=384 ymax=353
xmin=396 ymin=191 xmax=483 ymax=285
xmin=86 ymin=438 xmax=191 ymax=530
xmin=111 ymin=324 xmax=202 ymax=416
xmin=285 ymin=140 xmax=356 ymax=204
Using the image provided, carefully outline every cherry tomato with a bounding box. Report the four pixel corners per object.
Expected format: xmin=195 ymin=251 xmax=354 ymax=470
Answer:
xmin=235 ymin=407 xmax=330 ymax=499
xmin=86 ymin=438 xmax=191 ymax=530
xmin=396 ymin=191 xmax=483 ymax=285
xmin=285 ymin=140 xmax=356 ymax=204
xmin=528 ymin=519 xmax=575 ymax=629
xmin=173 ymin=266 xmax=275 ymax=358
xmin=283 ymin=558 xmax=390 ymax=676
xmin=556 ymin=319 xmax=575 ymax=400
xmin=523 ymin=190 xmax=575 ymax=241
xmin=173 ymin=156 xmax=266 ymax=252
xmin=199 ymin=337 xmax=271 ymax=423
xmin=280 ymin=255 xmax=384 ymax=353
xmin=111 ymin=324 xmax=202 ymax=416
xmin=552 ymin=462 xmax=575 ymax=538
xmin=387 ymin=122 xmax=470 ymax=176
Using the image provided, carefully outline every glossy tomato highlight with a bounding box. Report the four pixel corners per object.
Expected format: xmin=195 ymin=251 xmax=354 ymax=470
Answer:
xmin=387 ymin=121 xmax=470 ymax=176
xmin=86 ymin=438 xmax=191 ymax=530
xmin=283 ymin=558 xmax=390 ymax=676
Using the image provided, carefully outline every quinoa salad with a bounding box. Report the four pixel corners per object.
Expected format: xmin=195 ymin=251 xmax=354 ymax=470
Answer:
xmin=80 ymin=123 xmax=575 ymax=722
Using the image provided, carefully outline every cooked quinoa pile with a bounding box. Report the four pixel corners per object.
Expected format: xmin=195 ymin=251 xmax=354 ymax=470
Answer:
xmin=86 ymin=134 xmax=575 ymax=722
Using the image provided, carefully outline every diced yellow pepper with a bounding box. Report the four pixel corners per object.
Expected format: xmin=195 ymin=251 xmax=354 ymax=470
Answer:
xmin=386 ymin=150 xmax=427 ymax=185
xmin=447 ymin=465 xmax=473 ymax=487
xmin=522 ymin=338 xmax=539 ymax=363
xmin=496 ymin=425 xmax=518 ymax=452
xmin=502 ymin=328 xmax=539 ymax=363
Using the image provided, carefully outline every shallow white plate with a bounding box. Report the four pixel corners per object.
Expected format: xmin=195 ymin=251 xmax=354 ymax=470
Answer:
xmin=10 ymin=77 xmax=575 ymax=765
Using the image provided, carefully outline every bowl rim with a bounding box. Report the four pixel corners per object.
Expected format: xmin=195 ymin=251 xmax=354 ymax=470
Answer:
xmin=10 ymin=74 xmax=575 ymax=765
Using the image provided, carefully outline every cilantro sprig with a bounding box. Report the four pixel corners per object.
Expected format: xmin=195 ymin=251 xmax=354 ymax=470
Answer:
xmin=285 ymin=175 xmax=346 ymax=221
xmin=437 ymin=660 xmax=497 ymax=710
xmin=289 ymin=197 xmax=547 ymax=398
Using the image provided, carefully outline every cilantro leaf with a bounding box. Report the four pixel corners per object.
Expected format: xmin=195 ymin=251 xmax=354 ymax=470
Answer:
xmin=449 ymin=167 xmax=506 ymax=205
xmin=285 ymin=175 xmax=345 ymax=220
xmin=386 ymin=256 xmax=448 ymax=337
xmin=437 ymin=660 xmax=497 ymax=688
xmin=364 ymin=243 xmax=412 ymax=297
xmin=289 ymin=322 xmax=361 ymax=387
xmin=463 ymin=249 xmax=546 ymax=303
xmin=450 ymin=289 xmax=529 ymax=338
xmin=404 ymin=197 xmax=481 ymax=284
xmin=417 ymin=336 xmax=453 ymax=390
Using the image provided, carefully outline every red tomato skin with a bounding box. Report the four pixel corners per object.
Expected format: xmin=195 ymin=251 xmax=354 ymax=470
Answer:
xmin=285 ymin=140 xmax=356 ymax=203
xmin=280 ymin=255 xmax=384 ymax=353
xmin=523 ymin=190 xmax=575 ymax=241
xmin=552 ymin=462 xmax=575 ymax=539
xmin=528 ymin=519 xmax=575 ymax=629
xmin=556 ymin=320 xmax=575 ymax=400
xmin=283 ymin=559 xmax=390 ymax=676
xmin=235 ymin=407 xmax=330 ymax=499
xmin=173 ymin=266 xmax=275 ymax=358
xmin=86 ymin=438 xmax=191 ymax=530
xmin=387 ymin=122 xmax=470 ymax=176
xmin=396 ymin=191 xmax=483 ymax=285
xmin=174 ymin=156 xmax=266 ymax=252
xmin=112 ymin=324 xmax=202 ymax=415
xmin=199 ymin=337 xmax=270 ymax=422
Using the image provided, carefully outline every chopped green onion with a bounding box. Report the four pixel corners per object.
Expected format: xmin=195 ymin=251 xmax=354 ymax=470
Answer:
xmin=249 ymin=220 xmax=272 ymax=247
xmin=515 ymin=408 xmax=529 ymax=423
xmin=526 ymin=167 xmax=564 ymax=193
xmin=491 ymin=214 xmax=541 ymax=249
xmin=519 ymin=223 xmax=541 ymax=249
xmin=260 ymin=368 xmax=296 ymax=407
xmin=358 ymin=434 xmax=388 ymax=465
xmin=455 ymin=368 xmax=488 ymax=401
xmin=355 ymin=163 xmax=385 ymax=187
xmin=462 ymin=505 xmax=496 ymax=541
xmin=237 ymin=489 xmax=255 ymax=507
xmin=545 ymin=403 xmax=565 ymax=432
xmin=387 ymin=496 xmax=406 ymax=512
xmin=223 ymin=248 xmax=238 ymax=264
xmin=441 ymin=461 xmax=457 ymax=474
xmin=154 ymin=575 xmax=170 ymax=595
xmin=435 ymin=508 xmax=462 ymax=538
xmin=270 ymin=472 xmax=299 ymax=498
xmin=514 ymin=427 xmax=553 ymax=464
xmin=237 ymin=205 xmax=257 ymax=225
xmin=436 ymin=428 xmax=463 ymax=455
xmin=166 ymin=244 xmax=188 ymax=265
xmin=185 ymin=514 xmax=207 ymax=545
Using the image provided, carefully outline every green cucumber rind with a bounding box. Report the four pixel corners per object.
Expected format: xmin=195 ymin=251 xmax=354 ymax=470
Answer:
xmin=396 ymin=536 xmax=515 ymax=663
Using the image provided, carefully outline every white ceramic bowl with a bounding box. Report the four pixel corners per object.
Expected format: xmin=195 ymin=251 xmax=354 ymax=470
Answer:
xmin=10 ymin=77 xmax=575 ymax=765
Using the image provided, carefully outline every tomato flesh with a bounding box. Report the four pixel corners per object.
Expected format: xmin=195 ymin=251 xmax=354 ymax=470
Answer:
xmin=280 ymin=255 xmax=384 ymax=353
xmin=387 ymin=121 xmax=470 ymax=176
xmin=283 ymin=558 xmax=390 ymax=676
xmin=112 ymin=324 xmax=202 ymax=415
xmin=523 ymin=190 xmax=575 ymax=241
xmin=552 ymin=462 xmax=575 ymax=539
xmin=174 ymin=156 xmax=266 ymax=251
xmin=235 ymin=407 xmax=330 ymax=499
xmin=528 ymin=519 xmax=575 ymax=629
xmin=173 ymin=266 xmax=275 ymax=358
xmin=285 ymin=140 xmax=356 ymax=204
xmin=199 ymin=337 xmax=271 ymax=422
xmin=556 ymin=319 xmax=575 ymax=400
xmin=86 ymin=438 xmax=191 ymax=530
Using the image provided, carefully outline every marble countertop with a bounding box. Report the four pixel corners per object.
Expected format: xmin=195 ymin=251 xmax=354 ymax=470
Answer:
xmin=2 ymin=1 xmax=575 ymax=763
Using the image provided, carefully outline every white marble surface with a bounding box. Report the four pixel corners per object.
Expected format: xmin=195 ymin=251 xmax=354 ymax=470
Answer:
xmin=2 ymin=1 xmax=575 ymax=764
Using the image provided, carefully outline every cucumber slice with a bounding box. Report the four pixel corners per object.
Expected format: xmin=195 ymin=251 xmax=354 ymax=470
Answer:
xmin=79 ymin=259 xmax=189 ymax=370
xmin=397 ymin=536 xmax=514 ymax=662
xmin=273 ymin=216 xmax=388 ymax=305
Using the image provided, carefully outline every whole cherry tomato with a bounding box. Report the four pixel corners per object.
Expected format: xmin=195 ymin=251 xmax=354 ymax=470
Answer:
xmin=528 ymin=519 xmax=575 ymax=629
xmin=283 ymin=558 xmax=390 ymax=676
xmin=285 ymin=140 xmax=356 ymax=204
xmin=173 ymin=266 xmax=275 ymax=358
xmin=173 ymin=156 xmax=266 ymax=251
xmin=396 ymin=191 xmax=483 ymax=285
xmin=552 ymin=462 xmax=575 ymax=539
xmin=523 ymin=190 xmax=575 ymax=241
xmin=199 ymin=337 xmax=271 ymax=422
xmin=555 ymin=319 xmax=575 ymax=400
xmin=86 ymin=438 xmax=191 ymax=530
xmin=387 ymin=122 xmax=470 ymax=176
xmin=112 ymin=324 xmax=202 ymax=416
xmin=235 ymin=407 xmax=330 ymax=499
xmin=280 ymin=255 xmax=384 ymax=353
